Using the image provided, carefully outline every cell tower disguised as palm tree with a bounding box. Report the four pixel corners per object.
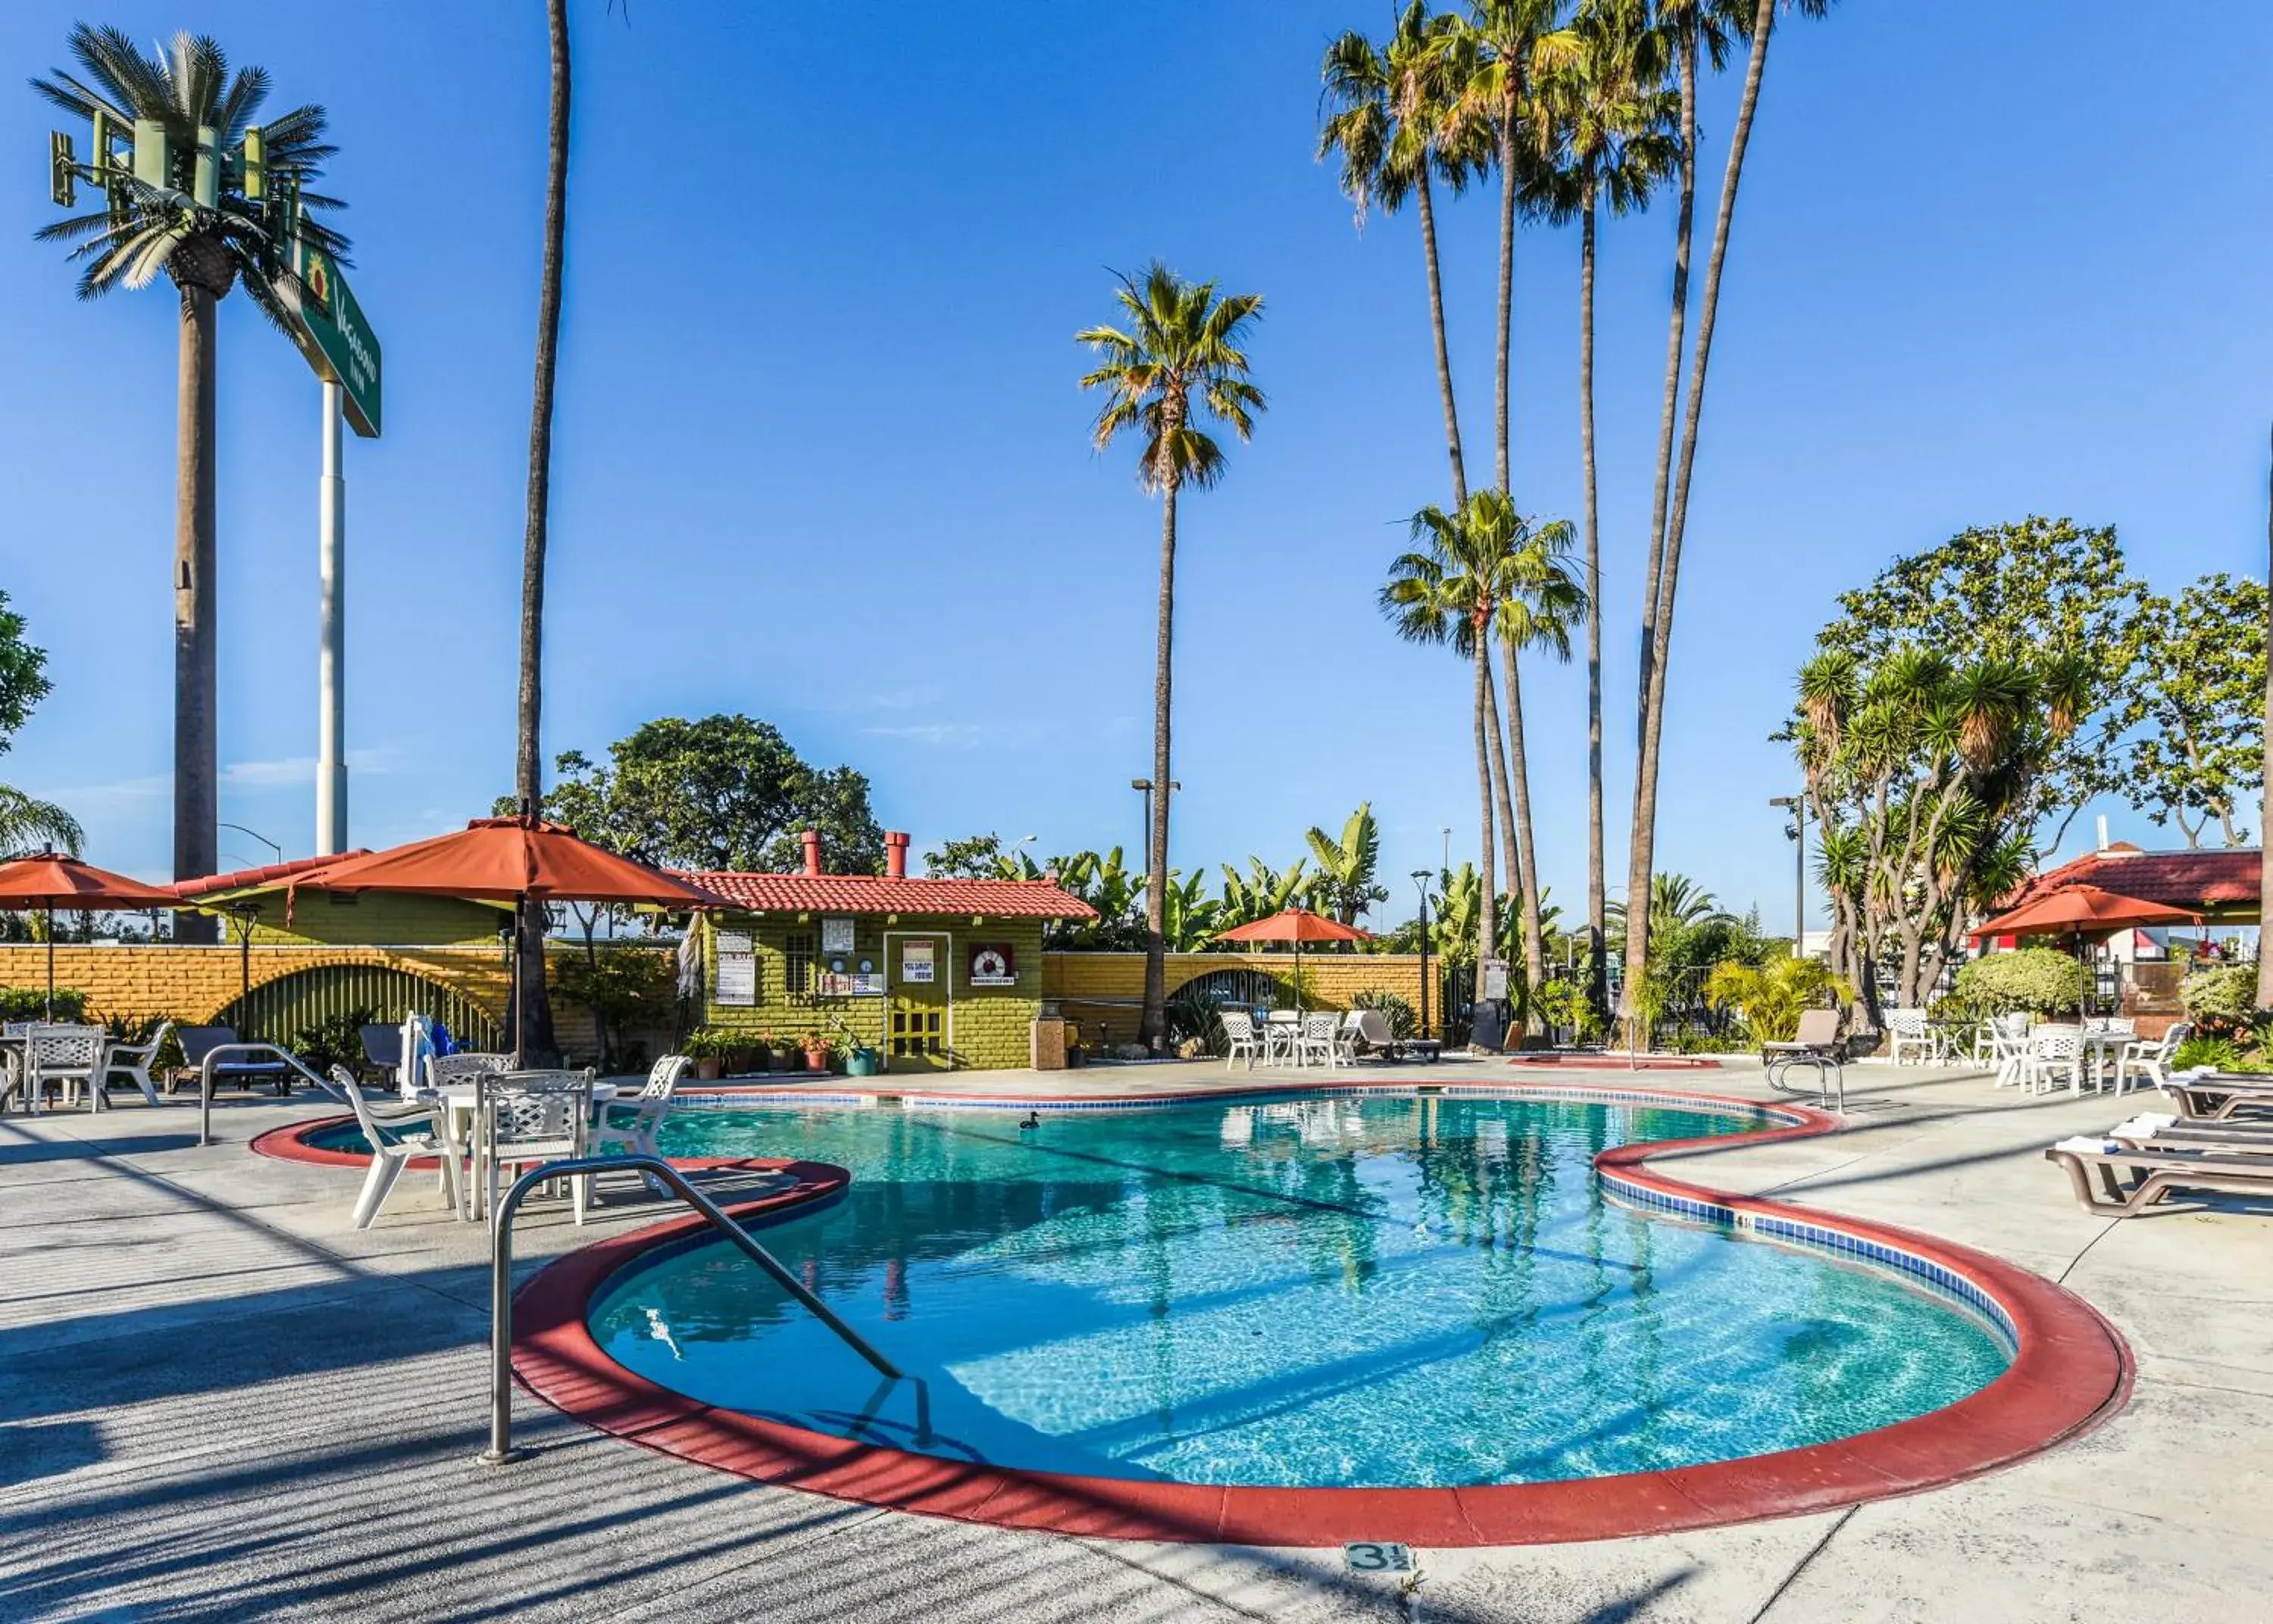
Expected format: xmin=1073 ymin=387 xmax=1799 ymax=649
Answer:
xmin=33 ymin=26 xmax=346 ymax=933
xmin=1077 ymin=264 xmax=1265 ymax=1052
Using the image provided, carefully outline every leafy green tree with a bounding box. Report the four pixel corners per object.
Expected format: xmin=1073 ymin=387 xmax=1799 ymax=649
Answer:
xmin=1625 ymin=0 xmax=1834 ymax=1032
xmin=514 ymin=717 xmax=884 ymax=877
xmin=1530 ymin=0 xmax=1677 ymax=1020
xmin=1077 ymin=264 xmax=1265 ymax=1051
xmin=0 ymin=592 xmax=79 ymax=856
xmin=2121 ymin=573 xmax=2265 ymax=847
xmin=555 ymin=948 xmax=674 ymax=1070
xmin=1320 ymin=2 xmax=1487 ymax=509
xmin=1304 ymin=803 xmax=1389 ymax=924
xmin=34 ymin=27 xmax=345 ymax=928
xmin=922 ymin=832 xmax=1014 ymax=879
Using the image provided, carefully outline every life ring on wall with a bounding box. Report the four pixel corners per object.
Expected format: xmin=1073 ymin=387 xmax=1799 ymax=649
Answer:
xmin=971 ymin=947 xmax=1012 ymax=982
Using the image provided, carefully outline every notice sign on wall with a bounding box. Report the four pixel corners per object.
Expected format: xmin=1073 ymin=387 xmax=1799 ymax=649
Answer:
xmin=821 ymin=917 xmax=856 ymax=955
xmin=968 ymin=943 xmax=1016 ymax=987
xmin=715 ymin=953 xmax=757 ymax=1007
xmin=902 ymin=940 xmax=936 ymax=984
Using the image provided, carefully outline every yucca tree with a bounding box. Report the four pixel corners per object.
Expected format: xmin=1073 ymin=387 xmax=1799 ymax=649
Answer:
xmin=1078 ymin=264 xmax=1265 ymax=1050
xmin=1305 ymin=803 xmax=1390 ymax=925
xmin=1624 ymin=0 xmax=1835 ymax=1030
xmin=1383 ymin=492 xmax=1521 ymax=993
xmin=1320 ymin=2 xmax=1486 ymax=508
xmin=1490 ymin=510 xmax=1587 ymax=1004
xmin=1530 ymin=0 xmax=1676 ymax=1021
xmin=33 ymin=27 xmax=345 ymax=932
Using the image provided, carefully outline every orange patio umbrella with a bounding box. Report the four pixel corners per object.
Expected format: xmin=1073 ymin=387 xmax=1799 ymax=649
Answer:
xmin=291 ymin=816 xmax=726 ymax=1063
xmin=1214 ymin=907 xmax=1373 ymax=1011
xmin=0 ymin=852 xmax=180 ymax=1017
xmin=1971 ymin=883 xmax=2201 ymax=1017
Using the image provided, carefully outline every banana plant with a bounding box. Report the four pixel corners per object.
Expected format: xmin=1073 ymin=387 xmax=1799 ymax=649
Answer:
xmin=1304 ymin=802 xmax=1390 ymax=924
xmin=1218 ymin=857 xmax=1310 ymax=929
xmin=1159 ymin=869 xmax=1224 ymax=951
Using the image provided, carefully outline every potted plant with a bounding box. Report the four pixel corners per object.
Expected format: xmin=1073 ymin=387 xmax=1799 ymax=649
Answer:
xmin=685 ymin=1026 xmax=725 ymax=1082
xmin=799 ymin=1029 xmax=832 ymax=1073
xmin=845 ymin=1044 xmax=883 ymax=1077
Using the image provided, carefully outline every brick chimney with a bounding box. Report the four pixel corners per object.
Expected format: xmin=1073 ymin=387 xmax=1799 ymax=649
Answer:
xmin=884 ymin=831 xmax=910 ymax=879
xmin=799 ymin=829 xmax=823 ymax=876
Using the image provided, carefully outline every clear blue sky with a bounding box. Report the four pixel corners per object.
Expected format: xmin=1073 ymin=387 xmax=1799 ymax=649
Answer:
xmin=4 ymin=2 xmax=2269 ymax=931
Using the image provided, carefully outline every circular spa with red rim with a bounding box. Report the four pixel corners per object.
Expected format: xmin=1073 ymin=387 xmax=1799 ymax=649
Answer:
xmin=461 ymin=1082 xmax=2121 ymax=1544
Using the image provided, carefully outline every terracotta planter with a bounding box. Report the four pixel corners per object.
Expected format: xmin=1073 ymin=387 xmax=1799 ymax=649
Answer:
xmin=695 ymin=1057 xmax=722 ymax=1082
xmin=802 ymin=1048 xmax=830 ymax=1073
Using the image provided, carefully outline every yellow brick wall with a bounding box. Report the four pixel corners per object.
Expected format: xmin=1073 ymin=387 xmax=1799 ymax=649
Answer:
xmin=1042 ymin=951 xmax=1434 ymax=1046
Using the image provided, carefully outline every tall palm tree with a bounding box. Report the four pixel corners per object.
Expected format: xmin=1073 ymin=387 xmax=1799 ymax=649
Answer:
xmin=1452 ymin=2 xmax=1577 ymax=501
xmin=1078 ymin=264 xmax=1265 ymax=1051
xmin=1624 ymin=0 xmax=1831 ymax=1028
xmin=33 ymin=27 xmax=345 ymax=937
xmin=1530 ymin=0 xmax=1675 ymax=1021
xmin=1319 ymin=2 xmax=1486 ymax=509
xmin=1384 ymin=491 xmax=1522 ymax=988
xmin=2262 ymin=424 xmax=2273 ymax=1008
xmin=509 ymin=0 xmax=574 ymax=1061
xmin=1491 ymin=511 xmax=1587 ymax=1004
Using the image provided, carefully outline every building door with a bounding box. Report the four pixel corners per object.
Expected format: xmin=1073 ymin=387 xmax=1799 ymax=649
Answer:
xmin=888 ymin=933 xmax=951 ymax=1072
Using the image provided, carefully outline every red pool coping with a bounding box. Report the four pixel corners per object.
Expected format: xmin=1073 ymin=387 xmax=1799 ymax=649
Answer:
xmin=501 ymin=1081 xmax=2132 ymax=1547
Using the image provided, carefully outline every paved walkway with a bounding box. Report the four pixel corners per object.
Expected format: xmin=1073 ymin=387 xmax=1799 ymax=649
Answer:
xmin=2 ymin=1060 xmax=2265 ymax=1622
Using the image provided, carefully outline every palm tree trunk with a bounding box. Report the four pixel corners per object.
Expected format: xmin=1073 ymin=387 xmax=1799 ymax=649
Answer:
xmin=515 ymin=0 xmax=572 ymax=1063
xmin=171 ymin=286 xmax=218 ymax=944
xmin=1415 ymin=173 xmax=1468 ymax=510
xmin=2259 ymin=419 xmax=2273 ymax=1006
xmin=1471 ymin=637 xmax=1499 ymax=1031
xmin=1627 ymin=0 xmax=1777 ymax=1031
xmin=1580 ymin=186 xmax=1605 ymax=1024
xmin=1484 ymin=651 xmax=1521 ymax=921
xmin=1494 ymin=104 xmax=1518 ymax=494
xmin=1500 ymin=632 xmax=1546 ymax=1013
xmin=1142 ymin=479 xmax=1179 ymax=1051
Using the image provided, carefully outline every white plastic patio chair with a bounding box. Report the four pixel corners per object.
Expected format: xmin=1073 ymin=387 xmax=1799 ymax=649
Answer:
xmin=1987 ymin=1013 xmax=2033 ymax=1088
xmin=1884 ymin=1008 xmax=1937 ymax=1065
xmin=1218 ymin=1010 xmax=1262 ymax=1071
xmin=19 ymin=1026 xmax=108 ymax=1114
xmin=104 ymin=1020 xmax=172 ymax=1107
xmin=590 ymin=1054 xmax=690 ymax=1202
xmin=1296 ymin=1013 xmax=1343 ymax=1070
xmin=475 ymin=1070 xmax=594 ymax=1226
xmin=427 ymin=1051 xmax=512 ymax=1093
xmin=2024 ymin=1025 xmax=2086 ymax=1097
xmin=1333 ymin=1010 xmax=1365 ymax=1065
xmin=330 ymin=1064 xmax=463 ymax=1229
xmin=2117 ymin=1021 xmax=2190 ymax=1097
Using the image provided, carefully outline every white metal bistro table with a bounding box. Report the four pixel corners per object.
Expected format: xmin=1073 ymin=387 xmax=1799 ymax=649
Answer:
xmin=422 ymin=1078 xmax=619 ymax=1220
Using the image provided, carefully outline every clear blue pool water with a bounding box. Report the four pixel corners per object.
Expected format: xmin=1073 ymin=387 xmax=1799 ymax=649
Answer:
xmin=580 ymin=1095 xmax=2010 ymax=1489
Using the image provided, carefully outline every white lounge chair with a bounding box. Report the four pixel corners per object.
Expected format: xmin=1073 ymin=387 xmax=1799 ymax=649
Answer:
xmin=330 ymin=1065 xmax=463 ymax=1229
xmin=1218 ymin=1010 xmax=1262 ymax=1071
xmin=104 ymin=1020 xmax=172 ymax=1107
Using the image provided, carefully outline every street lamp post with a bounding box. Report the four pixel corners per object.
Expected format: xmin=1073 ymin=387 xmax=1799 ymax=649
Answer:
xmin=1412 ymin=870 xmax=1433 ymax=1038
xmin=1130 ymin=778 xmax=1180 ymax=857
xmin=219 ymin=823 xmax=283 ymax=866
xmin=1771 ymin=795 xmax=1806 ymax=958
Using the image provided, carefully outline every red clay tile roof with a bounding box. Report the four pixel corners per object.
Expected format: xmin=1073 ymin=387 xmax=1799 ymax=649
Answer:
xmin=2000 ymin=848 xmax=2262 ymax=913
xmin=680 ymin=870 xmax=1097 ymax=920
xmin=169 ymin=852 xmax=374 ymax=899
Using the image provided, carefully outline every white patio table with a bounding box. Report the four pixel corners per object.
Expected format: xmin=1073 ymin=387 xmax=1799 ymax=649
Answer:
xmin=422 ymin=1077 xmax=619 ymax=1220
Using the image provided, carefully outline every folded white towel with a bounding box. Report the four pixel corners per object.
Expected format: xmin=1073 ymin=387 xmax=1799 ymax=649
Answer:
xmin=2182 ymin=1065 xmax=2216 ymax=1079
xmin=2123 ymin=1113 xmax=2178 ymax=1132
xmin=2053 ymin=1136 xmax=2125 ymax=1156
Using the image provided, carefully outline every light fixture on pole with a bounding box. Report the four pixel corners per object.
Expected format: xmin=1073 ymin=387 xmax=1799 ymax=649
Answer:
xmin=1770 ymin=795 xmax=1806 ymax=958
xmin=1130 ymin=778 xmax=1180 ymax=857
xmin=219 ymin=822 xmax=283 ymax=865
xmin=1412 ymin=869 xmax=1434 ymax=1038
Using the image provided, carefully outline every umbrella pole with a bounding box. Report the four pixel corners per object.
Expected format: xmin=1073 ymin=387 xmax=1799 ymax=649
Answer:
xmin=45 ymin=904 xmax=55 ymax=1020
xmin=512 ymin=896 xmax=527 ymax=1069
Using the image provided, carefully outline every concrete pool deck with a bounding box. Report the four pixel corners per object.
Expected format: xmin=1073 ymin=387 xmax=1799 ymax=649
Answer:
xmin=2 ymin=1060 xmax=2267 ymax=1622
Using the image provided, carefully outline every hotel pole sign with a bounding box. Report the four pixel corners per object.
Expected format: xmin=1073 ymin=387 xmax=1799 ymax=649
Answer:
xmin=286 ymin=239 xmax=383 ymax=436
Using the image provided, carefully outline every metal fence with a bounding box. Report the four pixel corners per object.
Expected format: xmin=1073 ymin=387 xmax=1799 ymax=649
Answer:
xmin=212 ymin=963 xmax=503 ymax=1051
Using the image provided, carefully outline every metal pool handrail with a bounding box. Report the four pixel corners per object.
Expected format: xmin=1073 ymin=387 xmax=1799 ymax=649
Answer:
xmin=479 ymin=1153 xmax=903 ymax=1464
xmin=197 ymin=1043 xmax=335 ymax=1146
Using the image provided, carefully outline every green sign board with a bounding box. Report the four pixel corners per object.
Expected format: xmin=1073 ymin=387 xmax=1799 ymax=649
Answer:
xmin=287 ymin=241 xmax=382 ymax=438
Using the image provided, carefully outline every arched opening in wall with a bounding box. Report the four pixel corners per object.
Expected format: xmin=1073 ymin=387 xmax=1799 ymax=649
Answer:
xmin=214 ymin=964 xmax=503 ymax=1056
xmin=1165 ymin=967 xmax=1294 ymax=1057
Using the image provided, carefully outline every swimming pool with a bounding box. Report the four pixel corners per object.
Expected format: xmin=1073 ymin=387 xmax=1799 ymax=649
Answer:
xmin=581 ymin=1093 xmax=2013 ymax=1491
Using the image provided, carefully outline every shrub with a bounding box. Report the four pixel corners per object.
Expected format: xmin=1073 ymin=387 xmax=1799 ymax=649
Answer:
xmin=2179 ymin=965 xmax=2261 ymax=1038
xmin=556 ymin=949 xmax=676 ymax=1068
xmin=1703 ymin=958 xmax=1854 ymax=1043
xmin=1165 ymin=983 xmax=1227 ymax=1056
xmin=1351 ymin=988 xmax=1417 ymax=1038
xmin=290 ymin=1007 xmax=377 ymax=1077
xmin=1952 ymin=949 xmax=2084 ymax=1016
xmin=2171 ymin=1034 xmax=2242 ymax=1072
xmin=0 ymin=986 xmax=89 ymax=1022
